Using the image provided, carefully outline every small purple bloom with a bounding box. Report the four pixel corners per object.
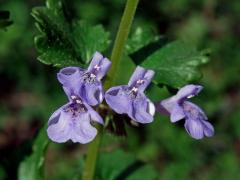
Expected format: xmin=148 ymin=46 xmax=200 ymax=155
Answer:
xmin=105 ymin=66 xmax=155 ymax=123
xmin=57 ymin=52 xmax=111 ymax=106
xmin=47 ymin=95 xmax=103 ymax=143
xmin=156 ymin=84 xmax=214 ymax=139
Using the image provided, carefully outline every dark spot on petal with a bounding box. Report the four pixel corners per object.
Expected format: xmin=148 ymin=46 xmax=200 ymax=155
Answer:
xmin=48 ymin=113 xmax=61 ymax=126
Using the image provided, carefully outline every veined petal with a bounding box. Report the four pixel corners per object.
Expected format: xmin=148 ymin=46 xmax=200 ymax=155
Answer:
xmin=184 ymin=118 xmax=204 ymax=139
xmin=47 ymin=104 xmax=71 ymax=143
xmin=85 ymin=103 xmax=104 ymax=124
xmin=132 ymin=96 xmax=154 ymax=123
xmin=128 ymin=66 xmax=154 ymax=92
xmin=176 ymin=84 xmax=203 ymax=102
xmin=70 ymin=113 xmax=97 ymax=144
xmin=183 ymin=101 xmax=207 ymax=121
xmin=80 ymin=82 xmax=103 ymax=106
xmin=183 ymin=101 xmax=213 ymax=139
xmin=105 ymin=86 xmax=132 ymax=114
xmin=88 ymin=52 xmax=111 ymax=80
xmin=202 ymin=120 xmax=214 ymax=137
xmin=170 ymin=104 xmax=185 ymax=123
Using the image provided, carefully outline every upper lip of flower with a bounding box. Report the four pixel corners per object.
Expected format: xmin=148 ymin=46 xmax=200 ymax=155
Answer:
xmin=56 ymin=52 xmax=111 ymax=106
xmin=175 ymin=84 xmax=203 ymax=103
xmin=47 ymin=52 xmax=111 ymax=144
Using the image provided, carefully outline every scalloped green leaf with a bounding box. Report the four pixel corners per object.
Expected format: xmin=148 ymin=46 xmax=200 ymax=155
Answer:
xmin=131 ymin=41 xmax=209 ymax=88
xmin=126 ymin=26 xmax=159 ymax=54
xmin=72 ymin=21 xmax=111 ymax=63
xmin=32 ymin=0 xmax=110 ymax=67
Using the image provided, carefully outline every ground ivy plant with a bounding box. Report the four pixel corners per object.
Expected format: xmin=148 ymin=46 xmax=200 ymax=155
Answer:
xmin=18 ymin=0 xmax=214 ymax=179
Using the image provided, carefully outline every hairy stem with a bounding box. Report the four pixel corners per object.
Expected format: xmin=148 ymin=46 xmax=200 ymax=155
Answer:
xmin=82 ymin=0 xmax=139 ymax=180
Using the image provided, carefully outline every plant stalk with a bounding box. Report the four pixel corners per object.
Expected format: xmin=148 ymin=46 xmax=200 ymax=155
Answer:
xmin=104 ymin=0 xmax=139 ymax=90
xmin=82 ymin=0 xmax=139 ymax=179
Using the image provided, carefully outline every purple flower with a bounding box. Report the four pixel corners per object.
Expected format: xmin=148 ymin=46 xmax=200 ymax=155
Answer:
xmin=47 ymin=52 xmax=109 ymax=143
xmin=47 ymin=95 xmax=103 ymax=143
xmin=105 ymin=66 xmax=155 ymax=123
xmin=156 ymin=84 xmax=214 ymax=139
xmin=57 ymin=52 xmax=111 ymax=106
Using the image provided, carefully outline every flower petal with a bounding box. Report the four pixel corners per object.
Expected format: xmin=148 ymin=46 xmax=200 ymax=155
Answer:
xmin=184 ymin=118 xmax=204 ymax=139
xmin=158 ymin=97 xmax=177 ymax=114
xmin=147 ymin=100 xmax=156 ymax=116
xmin=183 ymin=101 xmax=213 ymax=139
xmin=202 ymin=120 xmax=214 ymax=137
xmin=132 ymin=96 xmax=154 ymax=123
xmin=155 ymin=102 xmax=170 ymax=116
xmin=57 ymin=67 xmax=83 ymax=98
xmin=70 ymin=113 xmax=97 ymax=144
xmin=47 ymin=105 xmax=71 ymax=143
xmin=87 ymin=52 xmax=111 ymax=80
xmin=156 ymin=98 xmax=186 ymax=122
xmin=80 ymin=82 xmax=103 ymax=106
xmin=84 ymin=103 xmax=104 ymax=124
xmin=128 ymin=66 xmax=154 ymax=92
xmin=170 ymin=104 xmax=185 ymax=123
xmin=176 ymin=84 xmax=203 ymax=102
xmin=183 ymin=101 xmax=207 ymax=120
xmin=105 ymin=86 xmax=132 ymax=114
xmin=57 ymin=67 xmax=83 ymax=87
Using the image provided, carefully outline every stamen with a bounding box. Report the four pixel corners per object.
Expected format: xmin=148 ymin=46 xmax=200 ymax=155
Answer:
xmin=131 ymin=87 xmax=138 ymax=93
xmin=90 ymin=73 xmax=96 ymax=78
xmin=76 ymin=99 xmax=82 ymax=104
xmin=136 ymin=79 xmax=144 ymax=84
xmin=127 ymin=87 xmax=139 ymax=99
xmin=64 ymin=98 xmax=87 ymax=117
xmin=94 ymin=64 xmax=100 ymax=70
xmin=71 ymin=95 xmax=77 ymax=100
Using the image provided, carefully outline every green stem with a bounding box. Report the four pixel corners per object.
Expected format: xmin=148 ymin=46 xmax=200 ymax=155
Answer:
xmin=82 ymin=125 xmax=103 ymax=180
xmin=104 ymin=0 xmax=139 ymax=90
xmin=82 ymin=0 xmax=139 ymax=180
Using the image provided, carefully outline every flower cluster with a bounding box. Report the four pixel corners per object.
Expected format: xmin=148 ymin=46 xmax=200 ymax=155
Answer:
xmin=47 ymin=52 xmax=111 ymax=143
xmin=47 ymin=52 xmax=214 ymax=144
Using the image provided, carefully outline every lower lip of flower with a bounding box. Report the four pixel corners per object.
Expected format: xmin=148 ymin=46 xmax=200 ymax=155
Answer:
xmin=65 ymin=95 xmax=87 ymax=117
xmin=64 ymin=103 xmax=87 ymax=117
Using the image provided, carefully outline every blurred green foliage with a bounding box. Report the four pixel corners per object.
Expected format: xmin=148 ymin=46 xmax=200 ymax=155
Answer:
xmin=18 ymin=125 xmax=49 ymax=180
xmin=131 ymin=40 xmax=209 ymax=88
xmin=0 ymin=10 xmax=13 ymax=29
xmin=0 ymin=0 xmax=240 ymax=179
